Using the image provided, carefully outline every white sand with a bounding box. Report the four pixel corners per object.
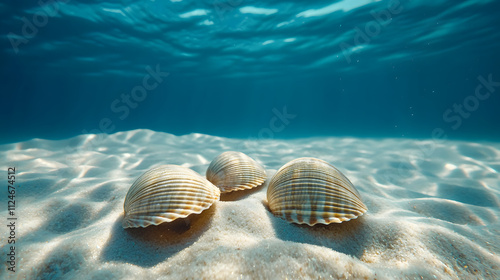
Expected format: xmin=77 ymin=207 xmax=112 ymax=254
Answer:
xmin=1 ymin=129 xmax=500 ymax=279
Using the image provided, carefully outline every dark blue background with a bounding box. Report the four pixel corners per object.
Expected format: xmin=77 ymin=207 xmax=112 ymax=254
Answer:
xmin=1 ymin=0 xmax=499 ymax=143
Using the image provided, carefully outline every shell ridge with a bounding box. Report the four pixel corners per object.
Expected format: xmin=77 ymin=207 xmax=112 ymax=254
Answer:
xmin=123 ymin=165 xmax=220 ymax=228
xmin=267 ymin=157 xmax=367 ymax=226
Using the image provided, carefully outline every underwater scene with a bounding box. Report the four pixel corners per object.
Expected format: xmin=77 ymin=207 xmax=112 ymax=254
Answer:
xmin=1 ymin=0 xmax=500 ymax=279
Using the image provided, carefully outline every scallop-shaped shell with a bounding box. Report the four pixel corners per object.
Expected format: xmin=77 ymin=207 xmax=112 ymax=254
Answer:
xmin=123 ymin=165 xmax=220 ymax=228
xmin=267 ymin=158 xmax=367 ymax=226
xmin=206 ymin=151 xmax=267 ymax=193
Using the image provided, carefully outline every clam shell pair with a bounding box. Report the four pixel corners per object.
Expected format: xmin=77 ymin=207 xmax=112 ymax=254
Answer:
xmin=267 ymin=158 xmax=367 ymax=226
xmin=123 ymin=152 xmax=266 ymax=228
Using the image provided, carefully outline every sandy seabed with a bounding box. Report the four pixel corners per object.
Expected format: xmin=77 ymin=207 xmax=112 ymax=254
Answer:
xmin=1 ymin=129 xmax=499 ymax=279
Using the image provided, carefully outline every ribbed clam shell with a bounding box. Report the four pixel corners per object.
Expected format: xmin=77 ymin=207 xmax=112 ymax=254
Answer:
xmin=206 ymin=151 xmax=267 ymax=193
xmin=267 ymin=158 xmax=367 ymax=226
xmin=123 ymin=165 xmax=220 ymax=228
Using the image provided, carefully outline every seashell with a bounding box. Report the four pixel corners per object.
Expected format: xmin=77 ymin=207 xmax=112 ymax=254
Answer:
xmin=206 ymin=151 xmax=267 ymax=193
xmin=123 ymin=165 xmax=220 ymax=228
xmin=267 ymin=157 xmax=367 ymax=226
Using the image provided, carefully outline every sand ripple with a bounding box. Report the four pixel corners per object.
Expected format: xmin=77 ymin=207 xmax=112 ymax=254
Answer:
xmin=0 ymin=130 xmax=499 ymax=279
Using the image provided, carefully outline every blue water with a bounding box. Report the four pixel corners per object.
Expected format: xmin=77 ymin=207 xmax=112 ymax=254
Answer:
xmin=1 ymin=0 xmax=500 ymax=143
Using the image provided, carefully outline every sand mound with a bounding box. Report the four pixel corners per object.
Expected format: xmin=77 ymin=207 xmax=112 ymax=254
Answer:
xmin=1 ymin=130 xmax=499 ymax=279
